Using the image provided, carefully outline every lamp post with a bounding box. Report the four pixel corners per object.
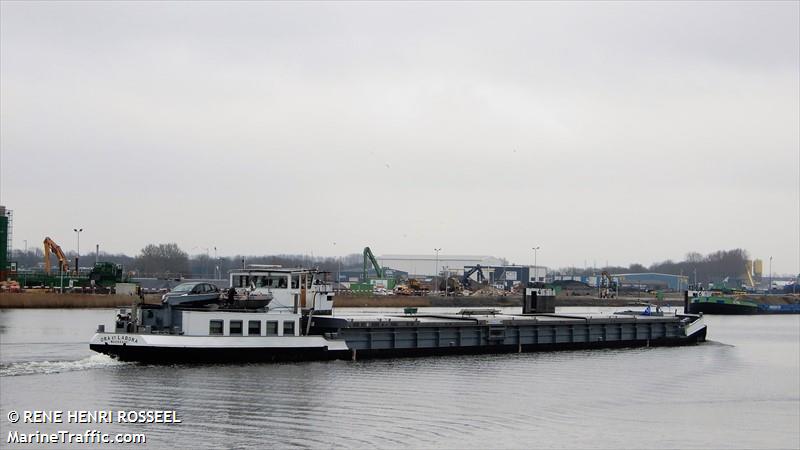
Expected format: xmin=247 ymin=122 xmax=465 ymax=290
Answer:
xmin=434 ymin=248 xmax=442 ymax=294
xmin=213 ymin=246 xmax=219 ymax=279
xmin=73 ymin=228 xmax=83 ymax=274
xmin=443 ymin=265 xmax=448 ymax=297
xmin=531 ymin=246 xmax=540 ymax=282
xmin=769 ymin=256 xmax=773 ymax=294
xmin=333 ymin=242 xmax=341 ymax=290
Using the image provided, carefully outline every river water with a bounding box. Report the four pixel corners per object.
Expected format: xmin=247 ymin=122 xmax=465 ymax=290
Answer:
xmin=0 ymin=307 xmax=798 ymax=449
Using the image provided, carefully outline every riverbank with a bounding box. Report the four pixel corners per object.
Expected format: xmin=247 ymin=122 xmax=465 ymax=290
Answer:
xmin=2 ymin=291 xmax=795 ymax=309
xmin=0 ymin=292 xmax=161 ymax=308
xmin=0 ymin=292 xmax=673 ymax=308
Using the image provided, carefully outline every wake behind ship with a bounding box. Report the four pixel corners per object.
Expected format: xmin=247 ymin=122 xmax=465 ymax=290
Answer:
xmin=90 ymin=266 xmax=707 ymax=363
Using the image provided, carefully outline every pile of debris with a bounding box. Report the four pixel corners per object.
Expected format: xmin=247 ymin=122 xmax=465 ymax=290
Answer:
xmin=469 ymin=286 xmax=508 ymax=297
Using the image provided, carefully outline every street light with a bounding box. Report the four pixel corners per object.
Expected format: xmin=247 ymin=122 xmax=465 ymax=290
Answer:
xmin=443 ymin=265 xmax=448 ymax=297
xmin=531 ymin=246 xmax=540 ymax=282
xmin=333 ymin=242 xmax=341 ymax=290
xmin=73 ymin=228 xmax=83 ymax=273
xmin=434 ymin=248 xmax=442 ymax=294
xmin=769 ymin=256 xmax=773 ymax=294
xmin=213 ymin=246 xmax=219 ymax=279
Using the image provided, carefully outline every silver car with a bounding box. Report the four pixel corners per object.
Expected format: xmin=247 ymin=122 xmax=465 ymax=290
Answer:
xmin=161 ymin=282 xmax=221 ymax=307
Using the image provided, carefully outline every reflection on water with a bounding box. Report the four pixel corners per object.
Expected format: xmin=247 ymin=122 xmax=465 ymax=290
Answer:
xmin=1 ymin=308 xmax=798 ymax=449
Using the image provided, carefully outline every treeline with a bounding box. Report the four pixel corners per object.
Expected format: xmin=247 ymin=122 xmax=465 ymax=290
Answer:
xmin=14 ymin=245 xmax=753 ymax=283
xmin=12 ymin=244 xmax=363 ymax=279
xmin=555 ymin=249 xmax=751 ymax=283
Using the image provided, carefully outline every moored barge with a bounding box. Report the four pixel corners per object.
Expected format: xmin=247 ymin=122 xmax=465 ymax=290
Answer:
xmin=90 ymin=267 xmax=707 ymax=363
xmin=685 ymin=290 xmax=800 ymax=315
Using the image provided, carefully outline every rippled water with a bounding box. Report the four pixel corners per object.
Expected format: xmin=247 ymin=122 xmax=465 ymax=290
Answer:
xmin=1 ymin=307 xmax=798 ymax=449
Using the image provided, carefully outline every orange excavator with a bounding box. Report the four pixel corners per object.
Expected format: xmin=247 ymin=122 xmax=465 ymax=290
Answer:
xmin=43 ymin=237 xmax=70 ymax=274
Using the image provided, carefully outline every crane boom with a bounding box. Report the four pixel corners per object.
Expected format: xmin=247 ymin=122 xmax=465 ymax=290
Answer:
xmin=43 ymin=237 xmax=69 ymax=275
xmin=744 ymin=261 xmax=755 ymax=288
xmin=462 ymin=265 xmax=486 ymax=285
xmin=362 ymin=247 xmax=384 ymax=280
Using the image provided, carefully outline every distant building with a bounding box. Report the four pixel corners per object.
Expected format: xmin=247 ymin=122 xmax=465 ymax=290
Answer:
xmin=377 ymin=255 xmax=504 ymax=277
xmin=336 ymin=267 xmax=408 ymax=283
xmin=611 ymin=273 xmax=689 ymax=291
xmin=552 ymin=274 xmax=617 ymax=288
xmin=463 ymin=265 xmax=548 ymax=290
xmin=0 ymin=205 xmax=10 ymax=280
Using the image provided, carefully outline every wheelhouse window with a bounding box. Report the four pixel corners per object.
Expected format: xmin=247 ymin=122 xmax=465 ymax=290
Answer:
xmin=248 ymin=320 xmax=261 ymax=336
xmin=283 ymin=321 xmax=295 ymax=336
xmin=209 ymin=320 xmax=223 ymax=335
xmin=266 ymin=321 xmax=278 ymax=336
xmin=230 ymin=320 xmax=243 ymax=336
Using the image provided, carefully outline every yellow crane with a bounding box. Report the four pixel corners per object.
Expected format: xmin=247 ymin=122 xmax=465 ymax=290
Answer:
xmin=744 ymin=261 xmax=756 ymax=288
xmin=43 ymin=237 xmax=69 ymax=274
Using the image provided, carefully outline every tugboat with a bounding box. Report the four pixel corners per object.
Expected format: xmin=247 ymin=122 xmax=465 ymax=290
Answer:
xmin=90 ymin=268 xmax=708 ymax=363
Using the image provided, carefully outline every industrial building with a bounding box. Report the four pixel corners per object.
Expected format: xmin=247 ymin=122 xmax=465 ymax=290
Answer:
xmin=377 ymin=254 xmax=504 ymax=277
xmin=336 ymin=267 xmax=408 ymax=283
xmin=0 ymin=205 xmax=12 ymax=280
xmin=551 ymin=274 xmax=616 ymax=288
xmin=611 ymin=273 xmax=689 ymax=291
xmin=463 ymin=265 xmax=548 ymax=290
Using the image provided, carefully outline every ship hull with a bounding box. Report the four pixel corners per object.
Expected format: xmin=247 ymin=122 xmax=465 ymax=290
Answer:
xmin=90 ymin=314 xmax=707 ymax=364
xmin=689 ymin=299 xmax=759 ymax=315
xmin=90 ymin=334 xmax=706 ymax=364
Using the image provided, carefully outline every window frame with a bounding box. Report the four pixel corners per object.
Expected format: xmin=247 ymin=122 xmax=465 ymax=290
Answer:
xmin=209 ymin=320 xmax=223 ymax=336
xmin=229 ymin=320 xmax=243 ymax=336
xmin=248 ymin=320 xmax=261 ymax=336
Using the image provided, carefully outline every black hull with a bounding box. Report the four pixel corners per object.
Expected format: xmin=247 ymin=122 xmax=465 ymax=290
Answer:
xmin=90 ymin=329 xmax=706 ymax=364
xmin=690 ymin=302 xmax=758 ymax=315
xmin=90 ymin=344 xmax=343 ymax=363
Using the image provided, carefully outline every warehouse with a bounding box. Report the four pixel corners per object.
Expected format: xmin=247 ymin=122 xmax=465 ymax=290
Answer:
xmin=611 ymin=273 xmax=689 ymax=291
xmin=463 ymin=265 xmax=548 ymax=290
xmin=336 ymin=267 xmax=408 ymax=283
xmin=377 ymin=255 xmax=504 ymax=278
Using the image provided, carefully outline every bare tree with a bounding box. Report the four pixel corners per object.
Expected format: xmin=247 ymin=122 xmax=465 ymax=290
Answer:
xmin=136 ymin=243 xmax=189 ymax=277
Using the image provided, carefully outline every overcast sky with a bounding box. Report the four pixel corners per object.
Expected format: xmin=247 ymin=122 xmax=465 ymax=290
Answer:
xmin=1 ymin=1 xmax=798 ymax=274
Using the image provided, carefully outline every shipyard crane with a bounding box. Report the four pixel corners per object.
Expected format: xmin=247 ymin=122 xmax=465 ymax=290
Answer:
xmin=43 ymin=237 xmax=69 ymax=275
xmin=362 ymin=247 xmax=384 ymax=281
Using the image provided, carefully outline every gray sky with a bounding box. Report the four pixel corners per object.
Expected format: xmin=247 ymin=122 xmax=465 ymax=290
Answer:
xmin=1 ymin=1 xmax=798 ymax=274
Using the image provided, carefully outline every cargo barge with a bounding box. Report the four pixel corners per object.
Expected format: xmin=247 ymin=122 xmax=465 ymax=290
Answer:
xmin=90 ymin=267 xmax=708 ymax=363
xmin=685 ymin=290 xmax=800 ymax=315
